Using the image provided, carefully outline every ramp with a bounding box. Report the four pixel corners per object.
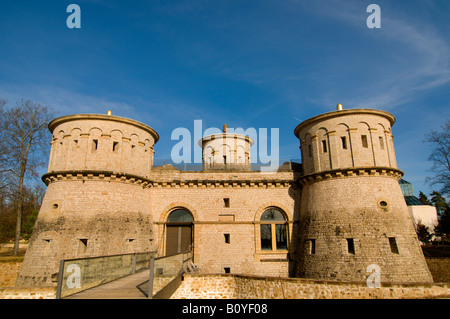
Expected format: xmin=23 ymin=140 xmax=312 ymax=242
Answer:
xmin=56 ymin=251 xmax=195 ymax=299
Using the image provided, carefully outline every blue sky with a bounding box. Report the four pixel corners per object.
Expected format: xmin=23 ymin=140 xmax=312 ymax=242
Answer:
xmin=1 ymin=0 xmax=450 ymax=197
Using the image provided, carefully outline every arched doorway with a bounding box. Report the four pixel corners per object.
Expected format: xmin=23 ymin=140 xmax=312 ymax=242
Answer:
xmin=166 ymin=208 xmax=193 ymax=256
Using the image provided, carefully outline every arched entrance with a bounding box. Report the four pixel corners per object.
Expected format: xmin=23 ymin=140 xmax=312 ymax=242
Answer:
xmin=166 ymin=208 xmax=193 ymax=256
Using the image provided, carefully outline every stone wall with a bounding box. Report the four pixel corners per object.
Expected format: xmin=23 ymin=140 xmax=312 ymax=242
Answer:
xmin=295 ymin=109 xmax=397 ymax=175
xmin=426 ymin=258 xmax=450 ymax=283
xmin=0 ymin=288 xmax=56 ymax=299
xmin=297 ymin=173 xmax=433 ymax=283
xmin=150 ymin=170 xmax=300 ymax=277
xmin=0 ymin=262 xmax=21 ymax=287
xmin=48 ymin=114 xmax=158 ymax=178
xmin=171 ymin=274 xmax=450 ymax=299
xmin=16 ymin=177 xmax=154 ymax=288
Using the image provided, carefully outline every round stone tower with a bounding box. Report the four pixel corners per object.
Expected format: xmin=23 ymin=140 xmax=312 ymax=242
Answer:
xmin=16 ymin=112 xmax=159 ymax=287
xmin=294 ymin=105 xmax=433 ymax=283
xmin=200 ymin=124 xmax=254 ymax=171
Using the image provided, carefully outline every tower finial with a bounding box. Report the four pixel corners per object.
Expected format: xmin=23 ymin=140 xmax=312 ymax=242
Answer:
xmin=107 ymin=110 xmax=112 ymax=115
xmin=223 ymin=124 xmax=227 ymax=133
xmin=337 ymin=103 xmax=343 ymax=111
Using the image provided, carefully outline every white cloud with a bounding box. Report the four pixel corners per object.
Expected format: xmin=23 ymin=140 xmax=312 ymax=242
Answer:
xmin=303 ymin=0 xmax=450 ymax=110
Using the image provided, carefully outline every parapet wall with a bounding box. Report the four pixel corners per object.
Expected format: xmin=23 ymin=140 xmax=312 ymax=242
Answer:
xmin=171 ymin=274 xmax=450 ymax=299
xmin=47 ymin=114 xmax=158 ymax=178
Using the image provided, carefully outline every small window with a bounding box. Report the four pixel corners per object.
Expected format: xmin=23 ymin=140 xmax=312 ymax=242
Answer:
xmin=389 ymin=237 xmax=399 ymax=254
xmin=224 ymin=198 xmax=230 ymax=208
xmin=224 ymin=267 xmax=231 ymax=274
xmin=223 ymin=155 xmax=227 ymax=164
xmin=341 ymin=136 xmax=347 ymax=149
xmin=322 ymin=140 xmax=327 ymax=153
xmin=361 ymin=135 xmax=368 ymax=148
xmin=113 ymin=141 xmax=119 ymax=152
xmin=92 ymin=139 xmax=98 ymax=151
xmin=346 ymin=238 xmax=355 ymax=254
xmin=379 ymin=136 xmax=384 ymax=150
xmin=308 ymin=144 xmax=312 ymax=157
xmin=80 ymin=239 xmax=88 ymax=247
xmin=224 ymin=234 xmax=230 ymax=244
xmin=308 ymin=239 xmax=316 ymax=255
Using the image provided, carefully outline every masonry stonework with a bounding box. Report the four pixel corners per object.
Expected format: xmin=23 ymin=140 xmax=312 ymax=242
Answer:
xmin=16 ymin=106 xmax=433 ymax=288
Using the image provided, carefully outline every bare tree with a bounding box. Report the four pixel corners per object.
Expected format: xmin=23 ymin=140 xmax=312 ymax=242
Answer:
xmin=0 ymin=99 xmax=54 ymax=255
xmin=425 ymin=119 xmax=450 ymax=197
xmin=0 ymin=99 xmax=9 ymax=190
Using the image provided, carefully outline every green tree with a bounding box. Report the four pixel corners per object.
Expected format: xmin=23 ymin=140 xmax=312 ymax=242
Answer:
xmin=22 ymin=209 xmax=38 ymax=240
xmin=419 ymin=191 xmax=432 ymax=205
xmin=416 ymin=222 xmax=432 ymax=245
xmin=435 ymin=206 xmax=450 ymax=243
xmin=430 ymin=191 xmax=449 ymax=217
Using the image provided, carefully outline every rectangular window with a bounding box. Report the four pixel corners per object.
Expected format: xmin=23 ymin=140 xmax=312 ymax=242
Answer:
xmin=346 ymin=238 xmax=355 ymax=254
xmin=379 ymin=136 xmax=384 ymax=150
xmin=113 ymin=141 xmax=119 ymax=152
xmin=389 ymin=237 xmax=399 ymax=254
xmin=224 ymin=233 xmax=230 ymax=244
xmin=79 ymin=238 xmax=88 ymax=254
xmin=275 ymin=224 xmax=287 ymax=250
xmin=92 ymin=139 xmax=98 ymax=151
xmin=309 ymin=239 xmax=316 ymax=255
xmin=260 ymin=224 xmax=272 ymax=250
xmin=361 ymin=135 xmax=368 ymax=148
xmin=341 ymin=136 xmax=347 ymax=149
xmin=224 ymin=267 xmax=231 ymax=274
xmin=322 ymin=140 xmax=327 ymax=153
xmin=224 ymin=198 xmax=230 ymax=208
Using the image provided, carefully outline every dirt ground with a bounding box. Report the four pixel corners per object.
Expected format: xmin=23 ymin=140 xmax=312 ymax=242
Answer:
xmin=422 ymin=246 xmax=450 ymax=283
xmin=0 ymin=246 xmax=26 ymax=263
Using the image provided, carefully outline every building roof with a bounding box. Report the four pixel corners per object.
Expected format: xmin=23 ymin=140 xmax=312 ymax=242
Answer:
xmin=404 ymin=196 xmax=425 ymax=206
xmin=399 ymin=179 xmax=415 ymax=196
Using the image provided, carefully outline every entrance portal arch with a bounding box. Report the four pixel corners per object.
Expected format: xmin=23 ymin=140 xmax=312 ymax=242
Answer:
xmin=165 ymin=208 xmax=194 ymax=256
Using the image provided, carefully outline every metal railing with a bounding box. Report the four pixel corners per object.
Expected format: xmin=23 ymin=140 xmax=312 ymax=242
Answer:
xmin=153 ymin=159 xmax=302 ymax=172
xmin=55 ymin=250 xmax=195 ymax=299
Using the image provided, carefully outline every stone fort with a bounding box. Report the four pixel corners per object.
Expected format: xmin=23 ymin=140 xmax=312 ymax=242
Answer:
xmin=15 ymin=105 xmax=433 ymax=287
